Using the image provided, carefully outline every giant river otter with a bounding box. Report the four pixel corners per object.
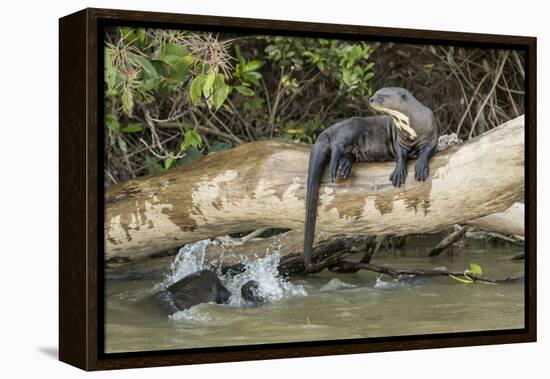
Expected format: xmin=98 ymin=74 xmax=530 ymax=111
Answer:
xmin=153 ymin=269 xmax=264 ymax=313
xmin=303 ymin=87 xmax=438 ymax=267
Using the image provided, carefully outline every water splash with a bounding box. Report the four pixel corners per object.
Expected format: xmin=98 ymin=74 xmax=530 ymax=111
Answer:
xmin=156 ymin=239 xmax=210 ymax=291
xmin=320 ymin=278 xmax=356 ymax=292
xmin=169 ymin=306 xmax=212 ymax=322
xmin=374 ymin=275 xmax=425 ymax=289
xmin=158 ymin=239 xmax=306 ymax=311
xmin=221 ymin=253 xmax=307 ymax=307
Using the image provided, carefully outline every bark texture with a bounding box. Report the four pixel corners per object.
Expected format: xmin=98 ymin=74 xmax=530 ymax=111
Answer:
xmin=467 ymin=202 xmax=524 ymax=237
xmin=105 ymin=116 xmax=524 ymax=262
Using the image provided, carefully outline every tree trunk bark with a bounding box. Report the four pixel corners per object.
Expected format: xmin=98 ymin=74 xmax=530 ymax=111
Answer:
xmin=105 ymin=116 xmax=524 ymax=262
xmin=467 ymin=202 xmax=524 ymax=237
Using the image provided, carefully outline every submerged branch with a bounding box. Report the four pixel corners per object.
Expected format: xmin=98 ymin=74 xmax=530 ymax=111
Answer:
xmin=429 ymin=225 xmax=469 ymax=257
xmin=327 ymin=261 xmax=524 ymax=284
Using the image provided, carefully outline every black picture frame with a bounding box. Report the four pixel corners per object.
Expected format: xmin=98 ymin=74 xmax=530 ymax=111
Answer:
xmin=59 ymin=7 xmax=537 ymax=371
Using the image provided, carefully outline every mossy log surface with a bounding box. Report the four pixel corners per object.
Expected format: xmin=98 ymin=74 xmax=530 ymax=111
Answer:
xmin=105 ymin=116 xmax=524 ymax=262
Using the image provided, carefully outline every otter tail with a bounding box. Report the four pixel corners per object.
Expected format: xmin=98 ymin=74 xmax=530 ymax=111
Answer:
xmin=304 ymin=137 xmax=338 ymax=267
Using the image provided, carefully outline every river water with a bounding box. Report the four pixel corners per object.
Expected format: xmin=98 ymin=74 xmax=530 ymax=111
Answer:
xmin=104 ymin=235 xmax=524 ymax=353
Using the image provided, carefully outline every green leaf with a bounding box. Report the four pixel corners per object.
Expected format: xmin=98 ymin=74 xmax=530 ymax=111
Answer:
xmin=214 ymin=73 xmax=226 ymax=86
xmin=235 ymin=85 xmax=254 ymax=96
xmin=285 ymin=128 xmax=305 ymax=135
xmin=242 ymin=71 xmax=262 ymax=86
xmin=264 ymin=44 xmax=277 ymax=54
xmin=145 ymin=155 xmax=162 ymax=173
xmin=178 ymin=146 xmax=203 ymax=167
xmin=121 ymin=27 xmax=133 ymax=38
xmin=209 ymin=73 xmax=230 ymax=110
xmin=235 ymin=45 xmax=245 ymax=72
xmin=163 ymin=43 xmax=189 ymax=57
xmin=136 ymin=28 xmax=147 ymax=44
xmin=157 ymin=54 xmax=181 ymax=65
xmin=164 ymin=155 xmax=175 ymax=170
xmin=470 ymin=263 xmax=483 ymax=276
xmin=133 ymin=56 xmax=158 ymax=80
xmin=244 ymin=60 xmax=264 ymax=72
xmin=140 ymin=77 xmax=163 ymax=92
xmin=104 ymin=50 xmax=117 ymax=94
xmin=189 ymin=74 xmax=207 ymax=105
xmin=121 ymin=124 xmax=143 ymax=133
xmin=105 ymin=114 xmax=119 ymax=132
xmin=364 ymin=72 xmax=375 ymax=80
xmin=181 ymin=121 xmax=191 ymax=132
xmin=121 ymin=87 xmax=134 ymax=116
xmin=181 ymin=130 xmax=203 ymax=151
xmin=168 ymin=57 xmax=192 ymax=82
xmin=203 ymin=71 xmax=216 ymax=98
xmin=121 ymin=27 xmax=145 ymax=46
xmin=213 ymin=84 xmax=230 ymax=110
xmin=117 ymin=136 xmax=128 ymax=154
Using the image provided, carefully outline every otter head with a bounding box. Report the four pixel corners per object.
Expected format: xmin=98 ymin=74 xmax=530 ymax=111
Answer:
xmin=241 ymin=280 xmax=264 ymax=306
xmin=369 ymin=87 xmax=418 ymax=140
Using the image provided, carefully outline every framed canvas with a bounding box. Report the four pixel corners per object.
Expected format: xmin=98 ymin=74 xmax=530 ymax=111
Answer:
xmin=59 ymin=8 xmax=536 ymax=371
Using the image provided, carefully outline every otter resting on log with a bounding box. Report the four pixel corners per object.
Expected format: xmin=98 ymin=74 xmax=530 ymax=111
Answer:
xmin=152 ymin=269 xmax=264 ymax=314
xmin=304 ymin=87 xmax=438 ymax=267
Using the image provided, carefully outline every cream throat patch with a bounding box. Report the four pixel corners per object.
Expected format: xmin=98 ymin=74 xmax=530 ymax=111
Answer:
xmin=373 ymin=105 xmax=417 ymax=140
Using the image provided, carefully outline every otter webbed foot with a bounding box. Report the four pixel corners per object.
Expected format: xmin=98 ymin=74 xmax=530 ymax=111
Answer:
xmin=390 ymin=165 xmax=407 ymax=187
xmin=414 ymin=159 xmax=429 ymax=182
xmin=329 ymin=145 xmax=355 ymax=182
xmin=338 ymin=153 xmax=354 ymax=179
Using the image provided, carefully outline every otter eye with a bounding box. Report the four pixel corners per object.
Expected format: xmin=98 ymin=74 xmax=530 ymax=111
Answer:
xmin=401 ymin=93 xmax=407 ymax=100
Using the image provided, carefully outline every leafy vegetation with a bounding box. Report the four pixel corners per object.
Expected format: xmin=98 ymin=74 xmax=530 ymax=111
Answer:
xmin=104 ymin=27 xmax=524 ymax=186
xmin=449 ymin=262 xmax=497 ymax=284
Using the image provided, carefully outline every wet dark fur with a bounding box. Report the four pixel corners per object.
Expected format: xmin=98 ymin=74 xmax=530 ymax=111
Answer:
xmin=241 ymin=280 xmax=264 ymax=305
xmin=153 ymin=269 xmax=231 ymax=313
xmin=153 ymin=270 xmax=264 ymax=313
xmin=303 ymin=88 xmax=438 ymax=267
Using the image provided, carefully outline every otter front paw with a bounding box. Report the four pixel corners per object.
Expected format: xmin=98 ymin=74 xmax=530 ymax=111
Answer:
xmin=414 ymin=161 xmax=429 ymax=182
xmin=390 ymin=166 xmax=407 ymax=187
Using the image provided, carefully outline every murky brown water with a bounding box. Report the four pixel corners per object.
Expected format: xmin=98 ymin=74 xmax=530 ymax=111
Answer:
xmin=104 ymin=236 xmax=524 ymax=353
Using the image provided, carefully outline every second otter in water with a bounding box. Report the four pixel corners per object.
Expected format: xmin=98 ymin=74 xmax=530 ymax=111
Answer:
xmin=153 ymin=269 xmax=264 ymax=314
xmin=303 ymin=87 xmax=438 ymax=267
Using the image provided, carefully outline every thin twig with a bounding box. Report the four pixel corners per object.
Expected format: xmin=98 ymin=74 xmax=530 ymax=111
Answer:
xmin=468 ymin=51 xmax=509 ymax=138
xmin=455 ymin=73 xmax=490 ymax=135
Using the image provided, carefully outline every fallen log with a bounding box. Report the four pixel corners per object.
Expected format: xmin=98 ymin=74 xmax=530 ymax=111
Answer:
xmin=207 ymin=200 xmax=525 ymax=265
xmin=208 ymin=201 xmax=525 ymax=264
xmin=105 ymin=116 xmax=524 ymax=262
xmin=467 ymin=202 xmax=524 ymax=237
